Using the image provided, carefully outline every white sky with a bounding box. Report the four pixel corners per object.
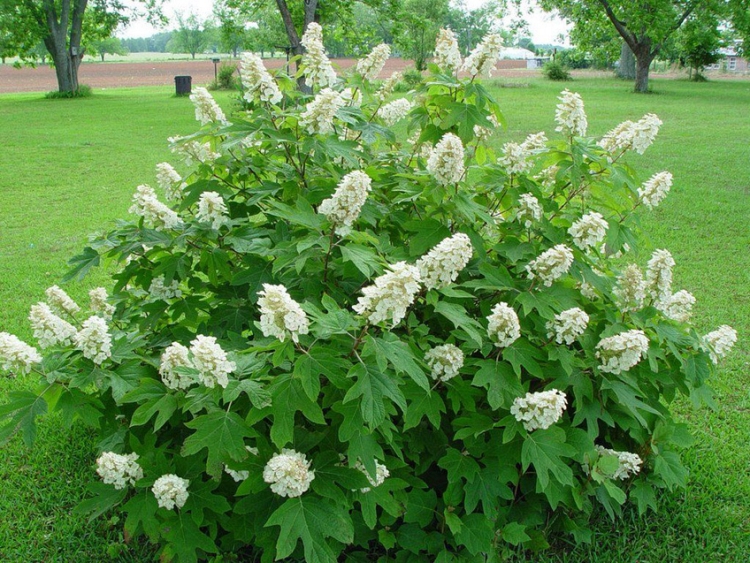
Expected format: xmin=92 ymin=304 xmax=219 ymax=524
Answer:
xmin=119 ymin=0 xmax=570 ymax=46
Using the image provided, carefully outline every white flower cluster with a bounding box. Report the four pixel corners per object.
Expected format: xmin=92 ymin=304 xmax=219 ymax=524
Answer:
xmin=129 ymin=185 xmax=182 ymax=231
xmin=300 ymin=88 xmax=345 ymax=135
xmin=354 ymin=459 xmax=389 ymax=493
xmin=318 ymin=170 xmax=372 ymax=236
xmin=257 ymin=284 xmax=310 ymax=343
xmin=341 ymin=87 xmax=362 ymax=107
xmin=427 ymin=133 xmax=465 ymax=186
xmin=645 ymin=249 xmax=675 ymax=304
xmin=526 ymin=245 xmax=574 ymax=287
xmin=614 ymin=264 xmax=646 ymax=311
xmin=487 ymin=302 xmax=521 ymax=348
xmin=356 ymin=43 xmax=390 ymax=80
xmin=45 ymin=285 xmax=80 ymax=316
xmin=197 ymin=191 xmax=229 ymax=230
xmin=638 ymin=171 xmax=672 ymax=209
xmin=522 ymin=132 xmax=548 ymax=154
xmin=424 ymin=343 xmax=464 ymax=382
xmin=169 ymin=138 xmax=220 ymax=166
xmin=74 ymin=316 xmax=112 ymax=365
xmin=461 ymin=33 xmax=503 ymax=77
xmin=29 ymin=303 xmax=77 ymax=348
xmin=225 ymin=446 xmax=259 ymax=482
xmin=152 ymin=474 xmax=189 ymax=510
xmin=498 ymin=142 xmax=532 ymax=174
xmin=353 ymin=262 xmax=421 ymax=327
xmin=96 ymin=452 xmax=143 ymax=489
xmin=535 ymin=165 xmax=560 ymax=189
xmin=659 ymin=290 xmax=695 ymax=323
xmin=155 ymin=162 xmax=184 ymax=201
xmin=240 ymin=51 xmax=283 ymax=105
xmin=189 ymin=87 xmax=229 ymax=126
xmin=555 ymin=89 xmax=587 ymax=137
xmin=434 ymin=28 xmax=462 ymax=70
xmin=149 ymin=276 xmax=182 ymax=301
xmin=190 ymin=335 xmax=235 ymax=388
xmin=569 ymin=211 xmax=608 ymax=251
xmin=300 ymin=22 xmax=337 ymax=88
xmin=376 ymin=71 xmax=401 ymax=101
xmin=596 ymin=329 xmax=649 ymax=374
xmin=703 ymin=325 xmax=737 ymax=364
xmin=595 ymin=445 xmax=643 ymax=480
xmin=159 ymin=343 xmax=194 ymax=390
xmin=89 ymin=287 xmax=115 ymax=319
xmin=416 ymin=233 xmax=473 ymax=290
xmin=517 ymin=193 xmax=543 ymax=228
xmin=0 ymin=332 xmax=41 ymax=374
xmin=600 ymin=114 xmax=661 ymax=155
xmin=263 ymin=449 xmax=315 ymax=498
xmin=511 ymin=389 xmax=568 ymax=432
xmin=473 ymin=114 xmax=499 ymax=141
xmin=547 ymin=308 xmax=589 ymax=345
xmin=379 ymin=98 xmax=412 ymax=126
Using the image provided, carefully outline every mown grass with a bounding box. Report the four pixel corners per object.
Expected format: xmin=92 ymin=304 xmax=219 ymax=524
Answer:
xmin=0 ymin=77 xmax=748 ymax=561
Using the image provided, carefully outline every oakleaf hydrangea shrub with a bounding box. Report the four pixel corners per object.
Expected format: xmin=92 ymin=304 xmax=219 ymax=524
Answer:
xmin=0 ymin=26 xmax=738 ymax=563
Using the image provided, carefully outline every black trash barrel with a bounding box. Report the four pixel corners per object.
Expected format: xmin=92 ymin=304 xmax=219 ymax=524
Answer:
xmin=175 ymin=75 xmax=192 ymax=95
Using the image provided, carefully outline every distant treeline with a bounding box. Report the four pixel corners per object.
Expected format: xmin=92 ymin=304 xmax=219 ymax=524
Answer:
xmin=120 ymin=32 xmax=173 ymax=53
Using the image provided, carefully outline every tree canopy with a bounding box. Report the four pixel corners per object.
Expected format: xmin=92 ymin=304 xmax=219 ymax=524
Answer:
xmin=0 ymin=0 xmax=160 ymax=93
xmin=541 ymin=0 xmax=750 ymax=92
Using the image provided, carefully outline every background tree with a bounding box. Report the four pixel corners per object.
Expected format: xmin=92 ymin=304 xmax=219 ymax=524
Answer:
xmin=392 ymin=0 xmax=449 ymax=70
xmin=540 ymin=0 xmax=750 ymax=92
xmin=445 ymin=0 xmax=502 ymax=55
xmin=0 ymin=0 xmax=160 ymax=94
xmin=215 ymin=0 xmax=250 ymax=57
xmin=169 ymin=12 xmax=211 ymax=59
xmin=89 ymin=36 xmax=127 ymax=61
xmin=673 ymin=16 xmax=724 ymax=79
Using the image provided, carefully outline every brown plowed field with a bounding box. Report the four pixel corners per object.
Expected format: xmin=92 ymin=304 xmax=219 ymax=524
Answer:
xmin=0 ymin=58 xmax=535 ymax=94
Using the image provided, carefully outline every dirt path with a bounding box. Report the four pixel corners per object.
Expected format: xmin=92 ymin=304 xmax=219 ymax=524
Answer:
xmin=0 ymin=58 xmax=537 ymax=94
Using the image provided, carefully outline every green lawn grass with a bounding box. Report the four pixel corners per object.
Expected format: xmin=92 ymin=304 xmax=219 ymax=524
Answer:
xmin=0 ymin=78 xmax=748 ymax=561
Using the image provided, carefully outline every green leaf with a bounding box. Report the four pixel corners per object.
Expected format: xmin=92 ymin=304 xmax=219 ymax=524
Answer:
xmin=161 ymin=511 xmax=217 ymax=563
xmin=343 ymin=363 xmax=406 ymax=428
xmin=266 ymin=197 xmax=324 ymax=231
xmin=265 ymin=497 xmax=354 ymax=563
xmin=501 ymin=522 xmax=530 ymax=546
xmin=433 ymin=301 xmax=483 ymax=348
xmin=463 ymin=466 xmax=514 ymax=519
xmin=503 ymin=339 xmax=544 ymax=378
xmin=404 ymin=488 xmax=437 ymax=527
xmin=124 ymin=493 xmax=160 ymax=540
xmin=629 ymin=479 xmax=658 ymax=515
xmin=471 ymin=360 xmax=523 ymax=410
xmin=521 ymin=426 xmax=576 ymax=489
xmin=183 ymin=479 xmax=232 ymax=526
xmin=403 ymin=385 xmax=445 ymax=430
xmin=341 ymin=244 xmax=382 ymax=278
xmin=654 ymin=450 xmax=688 ymax=490
xmin=454 ymin=513 xmax=494 ymax=556
xmin=181 ymin=411 xmax=253 ymax=478
xmin=270 ymin=374 xmax=326 ymax=448
xmin=364 ymin=334 xmax=429 ymax=391
xmin=63 ymin=246 xmax=100 ymax=282
xmin=406 ymin=219 xmax=452 ymax=256
xmin=131 ymin=393 xmax=177 ymax=430
xmin=222 ymin=379 xmax=271 ymax=409
xmin=0 ymin=390 xmax=48 ymax=446
xmin=73 ymin=482 xmax=127 ymax=523
xmin=438 ymin=448 xmax=480 ymax=483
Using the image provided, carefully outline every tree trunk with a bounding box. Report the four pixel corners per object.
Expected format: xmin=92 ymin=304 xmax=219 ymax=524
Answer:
xmin=41 ymin=0 xmax=88 ymax=93
xmin=634 ymin=49 xmax=652 ymax=93
xmin=617 ymin=42 xmax=635 ymax=79
xmin=274 ymin=0 xmax=317 ymax=92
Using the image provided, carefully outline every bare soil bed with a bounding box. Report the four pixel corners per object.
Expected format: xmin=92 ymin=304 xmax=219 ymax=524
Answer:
xmin=0 ymin=58 xmax=537 ymax=94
